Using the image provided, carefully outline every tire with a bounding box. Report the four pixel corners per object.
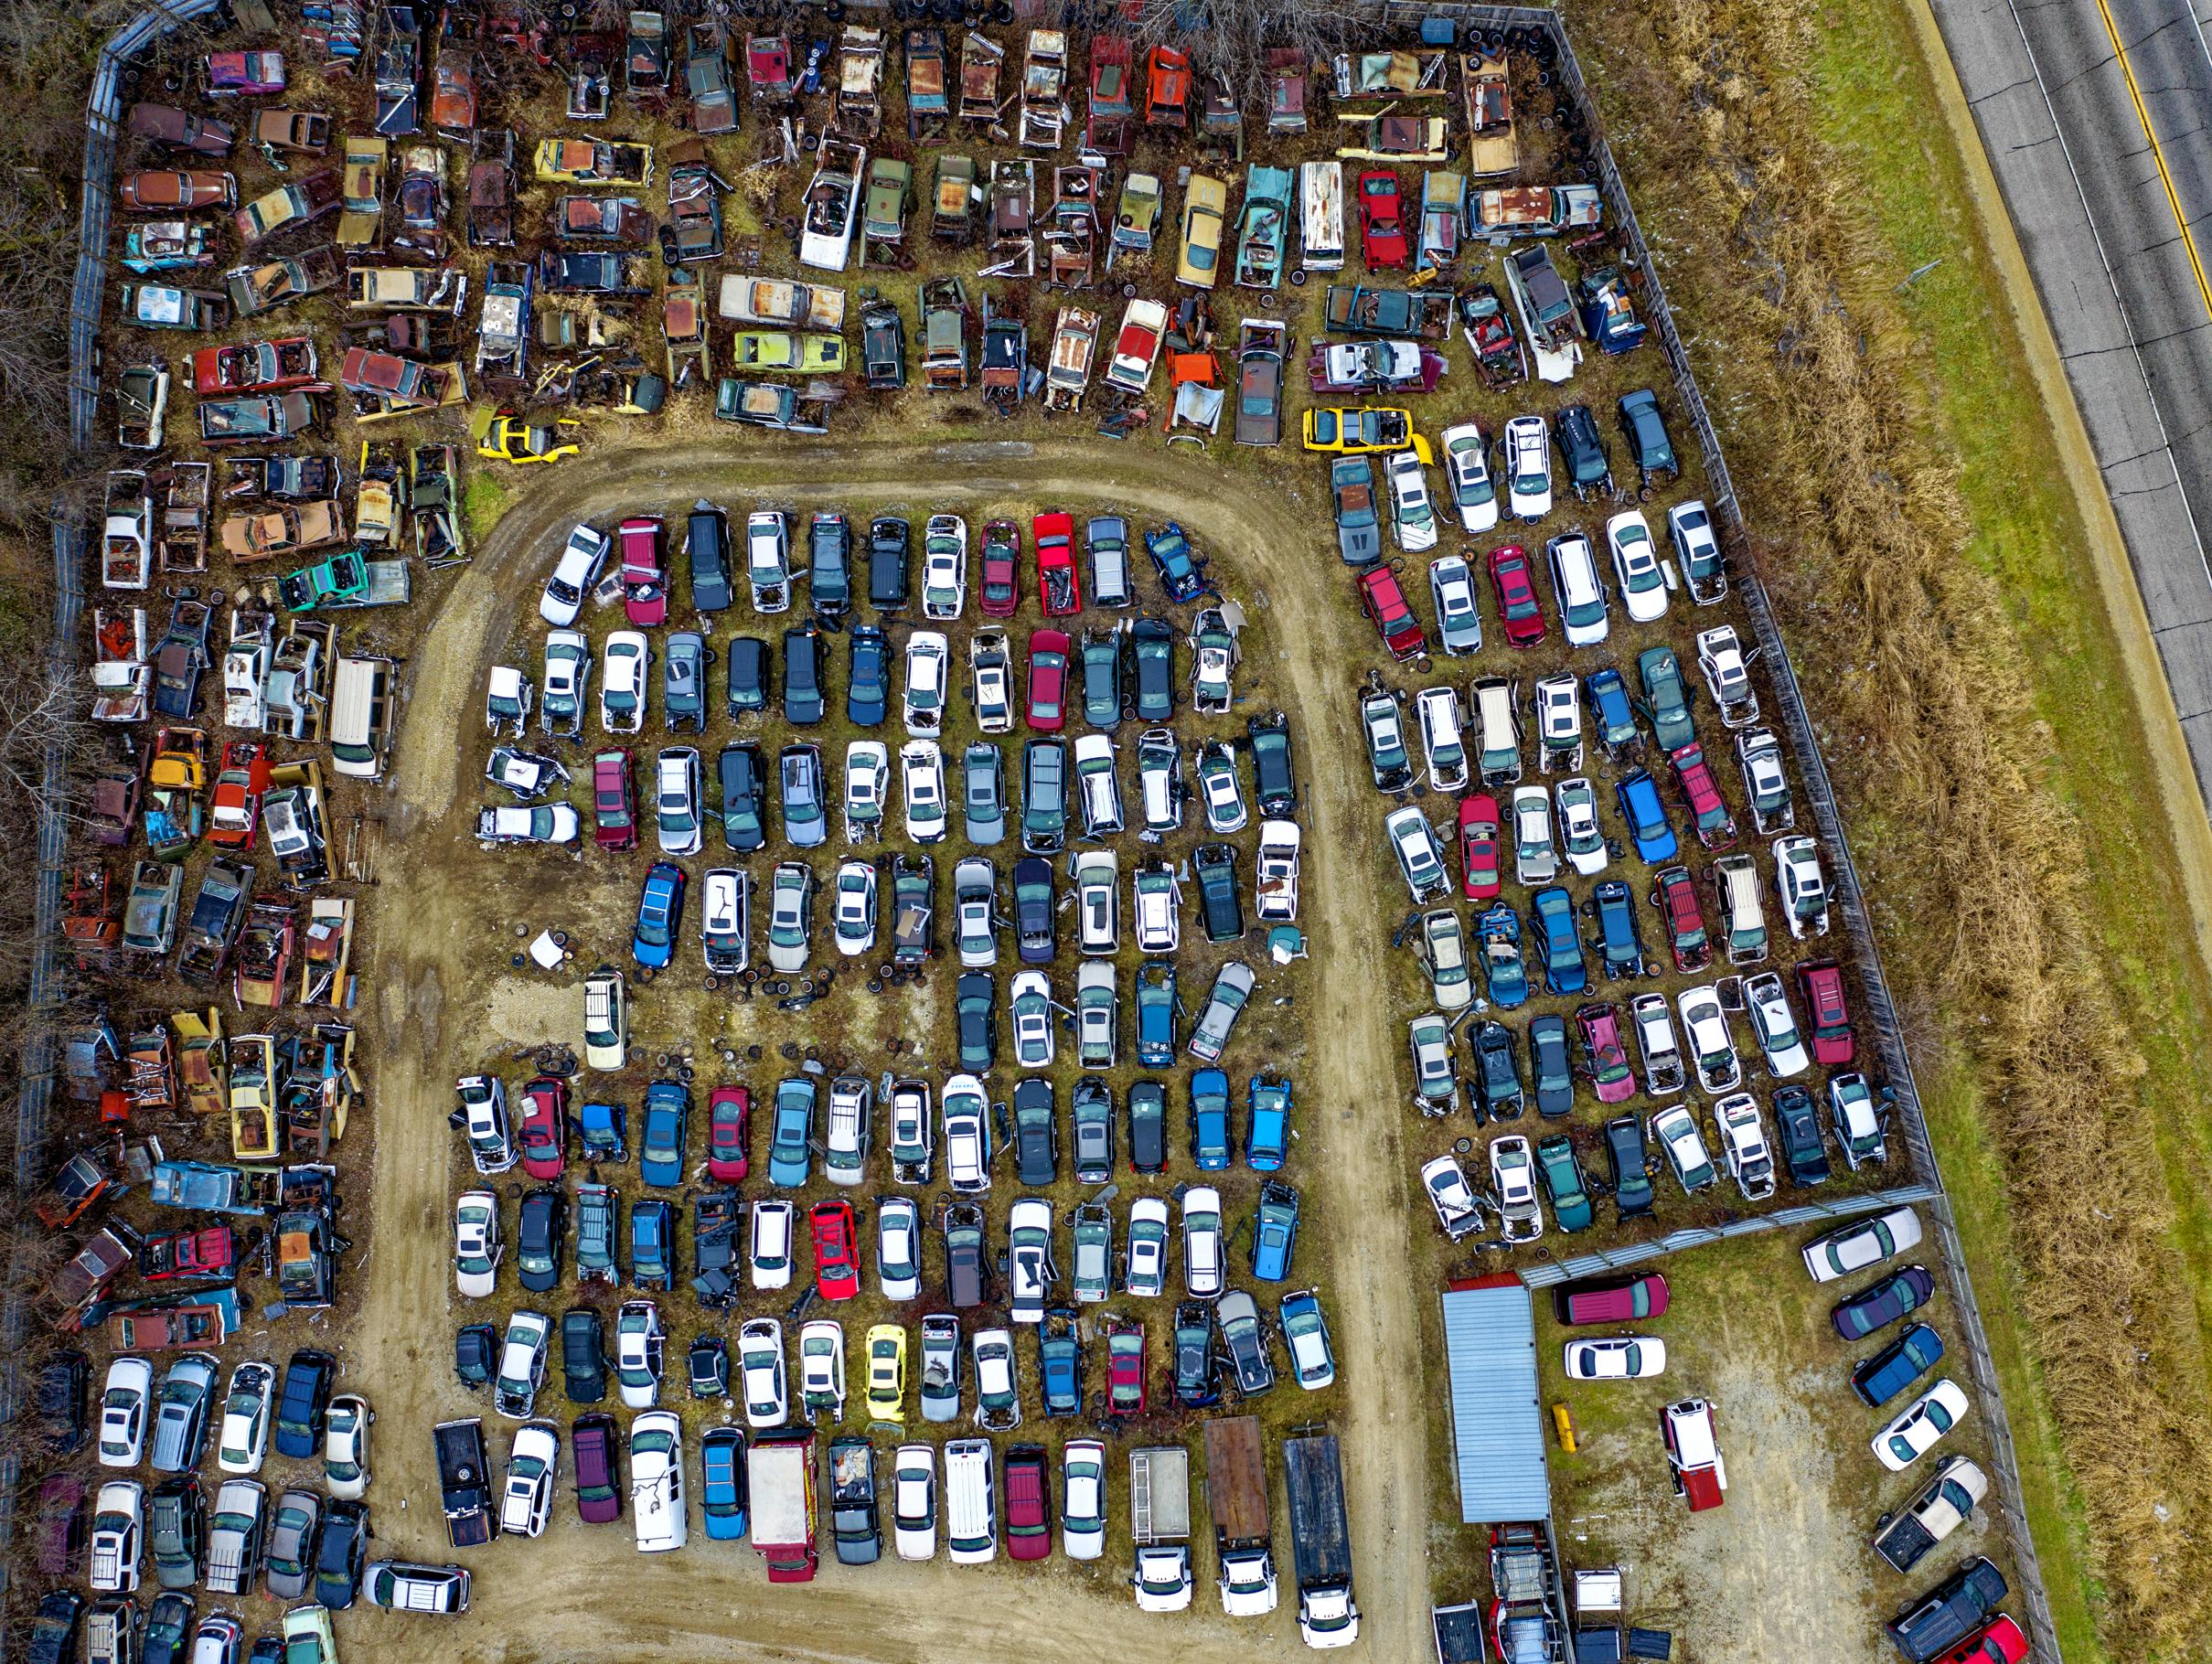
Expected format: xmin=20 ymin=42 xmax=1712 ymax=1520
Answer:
xmin=1289 ymin=270 xmax=1308 ymax=288
xmin=825 ymin=0 xmax=846 ymax=17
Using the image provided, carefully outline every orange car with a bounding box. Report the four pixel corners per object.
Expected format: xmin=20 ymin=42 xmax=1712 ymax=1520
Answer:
xmin=208 ymin=741 xmax=272 ymax=849
xmin=120 ymin=170 xmax=236 ymax=212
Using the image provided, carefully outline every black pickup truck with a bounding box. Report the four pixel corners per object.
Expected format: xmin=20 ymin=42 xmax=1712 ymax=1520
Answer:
xmin=434 ymin=1418 xmax=496 ymax=1548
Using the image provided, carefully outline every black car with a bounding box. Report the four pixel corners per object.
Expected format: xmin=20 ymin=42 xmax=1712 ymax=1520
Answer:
xmin=1603 ymin=1115 xmax=1655 ymax=1219
xmin=1071 ymin=1076 xmax=1114 ymax=1183
xmin=808 ymin=511 xmax=851 ymax=614
xmin=956 ymin=972 xmax=996 ymax=1071
xmin=1247 ymin=712 xmax=1296 ymax=818
xmin=848 ymin=624 xmax=890 ymax=727
xmin=1011 ymin=857 xmax=1054 ymax=963
xmin=148 ymin=1476 xmax=204 ymax=1591
xmin=725 ymin=635 xmax=769 ymax=718
xmin=1832 ymin=1265 xmax=1938 ymax=1342
xmin=1771 ymin=1083 xmax=1831 ymax=1186
xmin=1557 ymin=402 xmax=1612 ymax=499
xmin=688 ymin=1334 xmax=729 ymax=1398
xmin=1886 ymin=1558 xmax=2008 ymax=1664
xmin=717 ymin=741 xmax=767 ymax=853
xmin=273 ymin=1349 xmax=335 ymax=1458
xmin=1173 ymin=1302 xmax=1220 ymax=1409
xmin=455 ymin=1323 xmax=497 ymax=1391
xmin=315 ymin=1498 xmax=369 ymax=1609
xmin=868 ymin=514 xmax=910 ymax=610
xmin=1470 ymin=1021 xmax=1523 ymax=1121
xmin=141 ymin=1592 xmax=191 ymax=1664
xmin=1012 ymin=1078 xmax=1058 ymax=1187
xmin=26 ymin=1592 xmax=81 ymax=1664
xmin=943 ymin=1203 xmax=986 ymax=1309
xmin=1193 ymin=842 xmax=1243 ymax=943
xmin=33 ymin=1349 xmax=88 ymax=1453
xmin=687 ymin=502 xmax=732 ymax=611
xmin=1127 ymin=1081 xmax=1167 ymax=1174
xmin=516 ymin=1187 xmax=567 ymax=1294
xmin=783 ymin=624 xmax=824 ymax=724
xmin=1528 ymin=1014 xmax=1575 ymax=1117
xmin=1215 ymin=1290 xmax=1275 ymax=1396
xmin=1131 ymin=617 xmax=1174 ymax=720
xmin=561 ymin=1307 xmax=608 ymax=1403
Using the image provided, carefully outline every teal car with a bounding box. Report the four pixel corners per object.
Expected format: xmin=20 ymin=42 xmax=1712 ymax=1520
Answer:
xmin=767 ymin=1077 xmax=816 ymax=1187
xmin=1535 ymin=1136 xmax=1594 ymax=1231
xmin=1636 ymin=646 xmax=1696 ymax=752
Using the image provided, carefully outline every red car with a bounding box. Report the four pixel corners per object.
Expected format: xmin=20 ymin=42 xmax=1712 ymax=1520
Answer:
xmin=706 ymin=1085 xmax=749 ymax=1182
xmin=1002 ymin=1444 xmax=1053 ymax=1562
xmin=1796 ymin=960 xmax=1855 ymax=1065
xmin=1487 ymin=544 xmax=1547 ymax=645
xmin=1934 ymin=1617 xmax=2028 ymax=1664
xmin=1555 ymin=1272 xmax=1669 ymax=1325
xmin=1105 ymin=1317 xmax=1148 ymax=1416
xmin=1355 ymin=169 xmax=1408 ymax=270
xmin=1651 ymin=866 xmax=1711 ymax=972
xmin=1575 ymin=1004 xmax=1636 ymax=1104
xmin=189 ymin=336 xmax=318 ymax=394
xmin=1356 ymin=566 xmax=1427 ymax=661
xmin=208 ymin=741 xmax=270 ymax=849
xmin=618 ymin=516 xmax=667 ymax=626
xmin=593 ymin=749 xmax=637 ymax=851
xmin=979 ymin=518 xmax=1022 ymax=618
xmin=1026 ymin=629 xmax=1072 ymax=731
xmin=140 ymin=1225 xmax=235 ymax=1279
xmin=1458 ymin=794 xmax=1501 ymax=899
xmin=572 ymin=1412 xmax=623 ymax=1524
xmin=518 ymin=1076 xmax=569 ymax=1179
xmin=1035 ymin=515 xmax=1082 ymax=616
xmin=1668 ymin=741 xmax=1736 ymax=850
xmin=810 ymin=1200 xmax=860 ymax=1300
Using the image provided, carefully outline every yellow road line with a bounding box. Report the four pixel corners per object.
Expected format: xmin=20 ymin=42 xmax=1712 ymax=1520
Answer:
xmin=2096 ymin=0 xmax=2212 ymax=324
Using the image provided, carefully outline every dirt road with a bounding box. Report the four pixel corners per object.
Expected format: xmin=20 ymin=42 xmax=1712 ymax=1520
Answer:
xmin=350 ymin=440 xmax=1430 ymax=1659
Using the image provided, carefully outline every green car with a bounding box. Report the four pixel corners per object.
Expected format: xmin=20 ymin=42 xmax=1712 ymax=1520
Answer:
xmin=1537 ymin=1135 xmax=1594 ymax=1232
xmin=277 ymin=549 xmax=368 ymax=612
xmin=1636 ymin=645 xmax=1696 ymax=752
xmin=729 ymin=331 xmax=848 ymax=374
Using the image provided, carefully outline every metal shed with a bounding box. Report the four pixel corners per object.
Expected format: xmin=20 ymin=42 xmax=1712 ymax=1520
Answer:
xmin=1439 ymin=1275 xmax=1552 ymax=1523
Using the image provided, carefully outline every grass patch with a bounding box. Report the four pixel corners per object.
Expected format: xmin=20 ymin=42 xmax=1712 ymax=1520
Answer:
xmin=465 ymin=470 xmax=516 ymax=547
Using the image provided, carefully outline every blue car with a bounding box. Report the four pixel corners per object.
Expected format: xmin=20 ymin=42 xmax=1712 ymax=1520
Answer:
xmin=1477 ymin=902 xmax=1528 ymax=1008
xmin=1144 ymin=521 xmax=1206 ymax=602
xmin=1530 ymin=887 xmax=1587 ymax=996
xmin=1135 ymin=962 xmax=1178 ymax=1068
xmin=700 ymin=1426 xmax=748 ymax=1540
xmin=847 ymin=624 xmax=890 ymax=727
xmin=1850 ymin=1322 xmax=1944 ymax=1408
xmin=1592 ymin=880 xmax=1644 ymax=978
xmin=1586 ymin=667 xmax=1641 ymax=752
xmin=767 ymin=1077 xmax=816 ymax=1187
xmin=639 ymin=1082 xmax=690 ymax=1187
xmin=1249 ymin=1181 xmax=1298 ymax=1282
xmin=1615 ymin=771 xmax=1678 ymax=864
xmin=272 ymin=1349 xmax=333 ymax=1458
xmin=1039 ymin=1319 xmax=1082 ymax=1416
xmin=1188 ymin=1069 xmax=1231 ymax=1170
xmin=630 ymin=1199 xmax=674 ymax=1289
xmin=1245 ymin=1074 xmax=1291 ymax=1170
xmin=631 ymin=861 xmax=687 ymax=967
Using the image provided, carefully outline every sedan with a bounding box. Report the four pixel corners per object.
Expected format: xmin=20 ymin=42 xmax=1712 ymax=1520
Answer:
xmin=810 ymin=1201 xmax=860 ymax=1301
xmin=833 ymin=859 xmax=880 ymax=957
xmin=904 ymin=632 xmax=949 ymax=737
xmin=922 ymin=514 xmax=967 ymax=619
xmin=1062 ymin=1441 xmax=1106 ymax=1561
xmin=1126 ymin=1198 xmax=1170 ymax=1296
xmin=216 ymin=1360 xmax=274 ymax=1475
xmin=1430 ymin=554 xmax=1482 ymax=656
xmin=1010 ymin=970 xmax=1056 ymax=1069
xmin=1804 ymin=1206 xmax=1922 ymax=1285
xmin=453 ymin=1191 xmax=502 ymax=1298
xmin=600 ymin=631 xmax=649 ymax=735
xmin=1384 ymin=449 xmax=1437 ymax=551
xmin=877 ymin=1199 xmax=921 ymax=1302
xmin=706 ymin=1086 xmax=749 ymax=1183
xmin=1564 ymin=1338 xmax=1667 ymax=1381
xmin=738 ymin=1319 xmax=787 ymax=1429
xmin=1280 ymin=1291 xmax=1335 ymax=1391
xmin=1487 ymin=544 xmax=1547 ymax=645
xmin=630 ymin=863 xmax=686 ymax=969
xmin=1606 ymin=509 xmax=1668 ymax=624
xmin=1215 ymin=1290 xmax=1274 ymax=1394
xmin=1440 ymin=421 xmax=1499 ymax=533
xmin=1502 ymin=415 xmax=1552 ymax=519
xmin=1025 ymin=630 xmax=1071 ymax=731
xmin=1873 ymin=1380 xmax=1971 ymax=1472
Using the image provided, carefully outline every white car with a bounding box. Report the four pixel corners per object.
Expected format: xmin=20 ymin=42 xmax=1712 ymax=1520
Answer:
xmin=1137 ymin=729 xmax=1182 ymax=831
xmin=1255 ymin=820 xmax=1300 ymax=922
xmin=614 ymin=1301 xmax=663 ymax=1411
xmin=628 ymin=1412 xmax=687 ymax=1552
xmin=499 ymin=1422 xmax=559 ymax=1538
xmin=1534 ymin=674 xmax=1581 ymax=767
xmin=599 ymin=630 xmax=649 ymax=735
xmin=1429 ymin=553 xmax=1483 ymax=655
xmin=89 ymin=1479 xmax=143 ymax=1593
xmin=1650 ymin=1102 xmax=1717 ymax=1193
xmin=1803 ymin=1206 xmax=1922 ymax=1284
xmin=1010 ymin=969 xmax=1056 ymax=1069
xmin=765 ymin=861 xmax=815 ymax=974
xmin=1743 ymin=972 xmax=1810 ymax=1077
xmin=1555 ymin=778 xmax=1606 ymax=877
xmin=1385 ymin=804 xmax=1450 ymax=901
xmin=1669 ymin=497 xmax=1726 ymax=601
xmin=540 ymin=629 xmax=591 ymax=737
xmin=832 ymin=859 xmax=879 ymax=958
xmin=943 ymin=1075 xmax=992 ymax=1193
xmin=485 ymin=664 xmax=533 ymax=737
xmin=1007 ymin=1199 xmax=1055 ymax=1323
xmin=1503 ymin=415 xmax=1552 ymax=520
xmin=1074 ymin=849 xmax=1118 ymax=954
xmin=1873 ymin=1380 xmax=1971 ymax=1473
xmin=904 ymin=632 xmax=950 ymax=737
xmin=1512 ymin=785 xmax=1556 ymax=886
xmin=877 ymin=1196 xmax=921 ymax=1300
xmin=1418 ymin=909 xmax=1473 ymax=1011
xmin=493 ymin=1310 xmax=552 ymax=1419
xmin=1125 ymin=1197 xmax=1170 ymax=1296
xmin=654 ymin=746 xmax=701 ymax=856
xmin=969 ymin=630 xmax=1015 ymax=733
xmin=844 ymin=741 xmax=890 ymax=837
xmin=700 ymin=868 xmax=750 ymax=975
xmin=476 ymin=803 xmax=580 ymax=847
xmin=799 ymin=1318 xmax=847 ymax=1420
xmin=901 ymin=739 xmax=947 ymax=843
xmin=1439 ymin=421 xmax=1499 ymax=533
xmin=1075 ymin=961 xmax=1117 ymax=1068
xmin=1774 ymin=834 xmax=1831 ymax=938
xmin=1073 ymin=731 xmax=1123 ymax=837
xmin=1181 ymin=1187 xmax=1224 ymax=1298
xmin=453 ymin=1189 xmax=502 ymax=1298
xmin=972 ymin=1328 xmax=1021 ymax=1430
xmin=1605 ymin=509 xmax=1669 ymax=624
xmin=1547 ymin=531 xmax=1610 ymax=648
xmin=1384 ymin=448 xmax=1438 ymax=551
xmin=324 ymin=1394 xmax=372 ymax=1500
xmin=1062 ymin=1439 xmax=1107 ymax=1561
xmin=1195 ymin=740 xmax=1248 ymax=833
xmin=954 ymin=857 xmax=998 ymax=966
xmin=923 ymin=514 xmax=968 ymax=618
xmin=1564 ymin=1338 xmax=1667 ymax=1381
xmin=1630 ymin=993 xmax=1685 ymax=1094
xmin=1414 ymin=686 xmax=1468 ymax=792
xmin=892 ymin=1444 xmax=937 ymax=1560
xmin=824 ymin=1074 xmax=871 ymax=1183
xmin=1490 ymin=1134 xmax=1543 ymax=1243
xmin=1420 ymin=1154 xmax=1480 ymax=1239
xmin=1675 ymin=987 xmax=1742 ymax=1092
xmin=1281 ymin=1293 xmax=1336 ymax=1391
xmin=1695 ymin=624 xmax=1759 ymax=727
xmin=1134 ymin=862 xmax=1181 ymax=952
xmin=1715 ymin=1093 xmax=1776 ymax=1200
xmin=99 ymin=1357 xmax=155 ymax=1467
xmin=540 ymin=522 xmax=611 ymax=626
xmin=739 ymin=1318 xmax=788 ymax=1427
xmin=750 ymin=1200 xmax=795 ymax=1289
xmin=215 ymin=1360 xmax=275 ymax=1476
xmin=745 ymin=510 xmax=791 ymax=613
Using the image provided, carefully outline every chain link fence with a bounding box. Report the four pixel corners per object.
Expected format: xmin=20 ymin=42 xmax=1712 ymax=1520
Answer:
xmin=1518 ymin=1184 xmax=1940 ymax=1286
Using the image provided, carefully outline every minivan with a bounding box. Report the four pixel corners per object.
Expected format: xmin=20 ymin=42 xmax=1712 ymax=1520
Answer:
xmin=1073 ymin=733 xmax=1123 ymax=835
xmin=1713 ymin=853 xmax=1769 ymax=965
xmin=1021 ymin=740 xmax=1066 ymax=854
xmin=1086 ymin=515 xmax=1133 ymax=608
xmin=327 ymin=656 xmax=397 ymax=780
xmin=686 ymin=502 xmax=732 ymax=612
xmin=943 ymin=1438 xmax=997 ymax=1564
xmin=1472 ymin=677 xmax=1520 ymax=784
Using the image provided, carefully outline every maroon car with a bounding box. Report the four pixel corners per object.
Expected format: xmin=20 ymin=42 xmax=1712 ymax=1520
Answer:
xmin=706 ymin=1085 xmax=749 ymax=1183
xmin=1797 ymin=960 xmax=1855 ymax=1066
xmin=1105 ymin=1317 xmax=1148 ymax=1417
xmin=1025 ymin=629 xmax=1071 ymax=732
xmin=1576 ymin=1003 xmax=1636 ymax=1104
xmin=120 ymin=170 xmax=237 ymax=212
xmin=572 ymin=1413 xmax=622 ymax=1524
xmin=127 ymin=102 xmax=237 ymax=158
xmin=1003 ymin=1444 xmax=1053 ymax=1563
xmin=1553 ymin=1272 xmax=1670 ymax=1327
xmin=1487 ymin=544 xmax=1547 ymax=646
xmin=978 ymin=519 xmax=1021 ymax=619
xmin=593 ymin=749 xmax=637 ymax=851
xmin=518 ymin=1077 xmax=569 ymax=1180
xmin=619 ymin=517 xmax=667 ymax=626
xmin=1651 ymin=866 xmax=1711 ymax=973
xmin=35 ymin=1474 xmax=85 ymax=1576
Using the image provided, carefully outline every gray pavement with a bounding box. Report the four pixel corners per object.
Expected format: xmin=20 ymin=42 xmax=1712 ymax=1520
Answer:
xmin=1929 ymin=0 xmax=2212 ymax=806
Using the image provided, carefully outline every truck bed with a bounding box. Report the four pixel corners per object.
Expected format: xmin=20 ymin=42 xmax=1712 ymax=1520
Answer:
xmin=1202 ymin=1416 xmax=1271 ymax=1544
xmin=751 ymin=1439 xmax=815 ymax=1544
xmin=1130 ymin=1445 xmax=1191 ymax=1541
xmin=1283 ymin=1434 xmax=1352 ymax=1584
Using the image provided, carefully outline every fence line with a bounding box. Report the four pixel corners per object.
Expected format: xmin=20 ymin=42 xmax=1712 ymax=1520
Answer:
xmin=1517 ymin=1184 xmax=1940 ymax=1286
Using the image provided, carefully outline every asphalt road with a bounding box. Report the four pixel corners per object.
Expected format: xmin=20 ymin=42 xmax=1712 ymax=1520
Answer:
xmin=1928 ymin=0 xmax=2212 ymax=805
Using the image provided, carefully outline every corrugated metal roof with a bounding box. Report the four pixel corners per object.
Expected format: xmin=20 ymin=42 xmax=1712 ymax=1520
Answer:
xmin=1440 ymin=1281 xmax=1551 ymax=1523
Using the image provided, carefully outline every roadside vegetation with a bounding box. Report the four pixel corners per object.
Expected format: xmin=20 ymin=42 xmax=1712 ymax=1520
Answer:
xmin=1575 ymin=0 xmax=2212 ymax=1654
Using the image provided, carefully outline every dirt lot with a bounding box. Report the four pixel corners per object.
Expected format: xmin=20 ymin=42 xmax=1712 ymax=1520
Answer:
xmin=342 ymin=436 xmax=1432 ymax=1659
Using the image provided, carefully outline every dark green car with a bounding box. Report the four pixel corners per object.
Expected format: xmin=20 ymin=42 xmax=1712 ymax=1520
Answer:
xmin=1637 ymin=645 xmax=1696 ymax=752
xmin=1536 ymin=1136 xmax=1593 ymax=1232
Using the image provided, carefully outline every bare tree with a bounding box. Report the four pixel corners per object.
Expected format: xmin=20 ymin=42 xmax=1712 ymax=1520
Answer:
xmin=0 ymin=176 xmax=75 ymax=440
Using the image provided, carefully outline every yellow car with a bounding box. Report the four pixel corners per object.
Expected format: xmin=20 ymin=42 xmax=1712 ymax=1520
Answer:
xmin=1301 ymin=405 xmax=1434 ymax=463
xmin=728 ymin=332 xmax=849 ymax=375
xmin=1176 ymin=172 xmax=1229 ymax=289
xmin=532 ymin=137 xmax=654 ymax=188
xmin=864 ymin=1323 xmax=907 ymax=1426
xmin=229 ymin=1033 xmax=280 ymax=1159
xmin=474 ymin=411 xmax=582 ymax=466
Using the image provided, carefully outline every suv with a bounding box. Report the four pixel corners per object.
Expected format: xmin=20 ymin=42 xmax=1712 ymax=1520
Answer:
xmin=1193 ymin=843 xmax=1243 ymax=943
xmin=1886 ymin=1559 xmax=2009 ymax=1663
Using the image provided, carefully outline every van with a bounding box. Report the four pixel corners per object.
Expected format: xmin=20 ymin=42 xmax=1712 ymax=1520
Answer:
xmin=1298 ymin=161 xmax=1344 ymax=273
xmin=1472 ymin=677 xmax=1521 ymax=784
xmin=943 ymin=1438 xmax=997 ymax=1565
xmin=1712 ymin=853 xmax=1769 ymax=965
xmin=1086 ymin=516 xmax=1133 ymax=609
xmin=327 ymin=654 xmax=396 ymax=780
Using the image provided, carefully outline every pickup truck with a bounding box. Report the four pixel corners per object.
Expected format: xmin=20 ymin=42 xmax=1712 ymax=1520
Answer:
xmin=434 ymin=1419 xmax=495 ymax=1548
xmin=1872 ymin=1456 xmax=1988 ymax=1573
xmin=829 ymin=1436 xmax=882 ymax=1566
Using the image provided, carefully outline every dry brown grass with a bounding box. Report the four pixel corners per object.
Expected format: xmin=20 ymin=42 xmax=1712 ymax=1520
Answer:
xmin=1576 ymin=0 xmax=2212 ymax=1649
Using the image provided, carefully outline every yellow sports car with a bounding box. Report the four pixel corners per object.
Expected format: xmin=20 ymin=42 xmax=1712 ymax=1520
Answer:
xmin=474 ymin=411 xmax=582 ymax=466
xmin=1301 ymin=405 xmax=1434 ymax=463
xmin=864 ymin=1323 xmax=907 ymax=1425
xmin=1176 ymin=172 xmax=1229 ymax=289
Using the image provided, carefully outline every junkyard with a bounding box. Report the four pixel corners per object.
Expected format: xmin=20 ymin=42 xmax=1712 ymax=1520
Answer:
xmin=5 ymin=2 xmax=2049 ymax=1663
